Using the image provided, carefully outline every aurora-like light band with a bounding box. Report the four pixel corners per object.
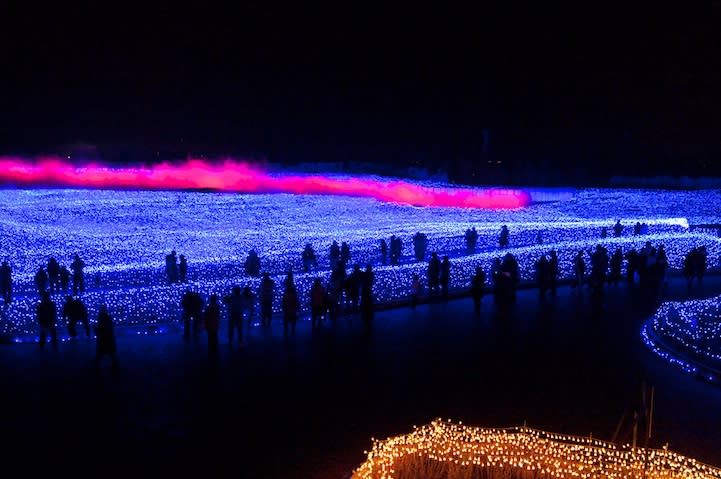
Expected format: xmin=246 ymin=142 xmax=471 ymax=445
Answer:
xmin=0 ymin=157 xmax=531 ymax=209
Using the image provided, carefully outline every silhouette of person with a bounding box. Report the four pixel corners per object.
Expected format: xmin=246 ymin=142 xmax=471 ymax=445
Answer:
xmin=465 ymin=227 xmax=478 ymax=253
xmin=179 ymin=254 xmax=188 ymax=282
xmin=181 ymin=289 xmax=204 ymax=339
xmin=224 ymin=286 xmax=245 ymax=345
xmin=340 ymin=241 xmax=351 ymax=266
xmin=165 ymin=250 xmax=179 ymax=284
xmin=310 ymin=278 xmax=326 ymax=330
xmin=259 ymin=272 xmax=275 ymax=327
xmin=47 ymin=257 xmax=60 ymax=293
xmin=439 ymin=256 xmax=450 ymax=297
xmin=610 ymin=248 xmax=623 ymax=287
xmin=573 ymin=250 xmax=586 ymax=289
xmin=94 ymin=304 xmax=118 ymax=369
xmin=428 ymin=253 xmax=441 ymax=296
xmin=0 ymin=260 xmax=11 ymax=304
xmin=241 ymin=286 xmax=255 ymax=326
xmin=59 ymin=265 xmax=70 ymax=294
xmin=203 ymin=295 xmax=221 ymax=355
xmin=35 ymin=267 xmax=48 ymax=294
xmin=71 ymin=254 xmax=85 ymax=294
xmin=329 ymin=241 xmax=340 ymax=270
xmin=613 ymin=220 xmax=623 ymax=238
xmin=62 ymin=295 xmax=77 ymax=338
xmin=345 ymin=264 xmax=362 ymax=312
xmin=499 ymin=225 xmax=509 ymax=248
xmin=37 ymin=291 xmax=57 ymax=348
xmin=282 ymin=278 xmax=299 ymax=336
xmin=470 ymin=266 xmax=486 ymax=316
xmin=380 ymin=239 xmax=388 ymax=265
xmin=413 ymin=232 xmax=428 ymax=261
xmin=360 ymin=264 xmax=374 ymax=323
xmin=302 ymin=244 xmax=317 ymax=272
xmin=244 ymin=250 xmax=261 ymax=276
xmin=548 ymin=250 xmax=559 ymax=296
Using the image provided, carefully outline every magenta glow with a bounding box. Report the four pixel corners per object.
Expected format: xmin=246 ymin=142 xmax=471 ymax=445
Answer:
xmin=0 ymin=157 xmax=531 ymax=209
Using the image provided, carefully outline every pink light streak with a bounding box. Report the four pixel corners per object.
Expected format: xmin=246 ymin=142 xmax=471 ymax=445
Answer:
xmin=0 ymin=157 xmax=531 ymax=209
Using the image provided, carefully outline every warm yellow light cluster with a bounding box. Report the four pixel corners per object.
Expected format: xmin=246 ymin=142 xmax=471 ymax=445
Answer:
xmin=352 ymin=419 xmax=721 ymax=479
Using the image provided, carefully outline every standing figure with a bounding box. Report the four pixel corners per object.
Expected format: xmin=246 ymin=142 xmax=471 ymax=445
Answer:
xmin=203 ymin=295 xmax=221 ymax=355
xmin=310 ymin=278 xmax=326 ymax=331
xmin=59 ymin=265 xmax=70 ymax=294
xmin=282 ymin=278 xmax=299 ymax=337
xmin=302 ymin=244 xmax=317 ymax=272
xmin=340 ymin=241 xmax=351 ymax=266
xmin=244 ymin=250 xmax=261 ymax=276
xmin=573 ymin=250 xmax=586 ymax=289
xmin=94 ymin=304 xmax=119 ymax=369
xmin=439 ymin=255 xmax=450 ymax=297
xmin=71 ymin=254 xmax=85 ymax=294
xmin=470 ymin=266 xmax=486 ymax=316
xmin=499 ymin=225 xmax=509 ymax=248
xmin=535 ymin=254 xmax=550 ymax=297
xmin=181 ymin=289 xmax=204 ymax=339
xmin=465 ymin=227 xmax=478 ymax=253
xmin=37 ymin=291 xmax=57 ymax=347
xmin=427 ymin=253 xmax=441 ymax=296
xmin=0 ymin=260 xmax=11 ymax=304
xmin=47 ymin=257 xmax=60 ymax=293
xmin=380 ymin=239 xmax=388 ymax=265
xmin=61 ymin=295 xmax=84 ymax=338
xmin=329 ymin=241 xmax=340 ymax=271
xmin=413 ymin=232 xmax=428 ymax=261
xmin=165 ymin=251 xmax=178 ymax=284
xmin=35 ymin=267 xmax=49 ymax=294
xmin=224 ymin=286 xmax=245 ymax=345
xmin=242 ymin=286 xmax=255 ymax=326
xmin=360 ymin=264 xmax=374 ymax=323
xmin=259 ymin=272 xmax=275 ymax=327
xmin=548 ymin=250 xmax=559 ymax=296
xmin=178 ymin=255 xmax=188 ymax=282
xmin=609 ymin=248 xmax=623 ymax=286
xmin=613 ymin=220 xmax=623 ymax=237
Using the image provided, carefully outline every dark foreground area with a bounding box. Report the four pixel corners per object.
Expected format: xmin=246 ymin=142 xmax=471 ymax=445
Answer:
xmin=1 ymin=275 xmax=720 ymax=478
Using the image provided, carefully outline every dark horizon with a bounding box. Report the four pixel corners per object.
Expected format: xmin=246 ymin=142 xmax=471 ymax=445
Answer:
xmin=1 ymin=3 xmax=719 ymax=180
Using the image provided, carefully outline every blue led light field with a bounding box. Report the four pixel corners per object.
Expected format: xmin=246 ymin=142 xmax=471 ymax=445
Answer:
xmin=1 ymin=186 xmax=720 ymax=377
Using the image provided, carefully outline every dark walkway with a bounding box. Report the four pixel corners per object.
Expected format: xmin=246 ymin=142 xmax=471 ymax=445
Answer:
xmin=1 ymin=275 xmax=719 ymax=478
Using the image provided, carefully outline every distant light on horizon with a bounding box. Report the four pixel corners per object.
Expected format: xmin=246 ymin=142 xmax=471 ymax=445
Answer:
xmin=0 ymin=156 xmax=531 ymax=209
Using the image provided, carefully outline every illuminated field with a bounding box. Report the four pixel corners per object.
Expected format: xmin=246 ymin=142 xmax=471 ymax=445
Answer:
xmin=643 ymin=294 xmax=721 ymax=384
xmin=0 ymin=185 xmax=720 ymax=353
xmin=352 ymin=419 xmax=721 ymax=479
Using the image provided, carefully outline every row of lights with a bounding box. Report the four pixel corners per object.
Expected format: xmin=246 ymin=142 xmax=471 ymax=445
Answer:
xmin=352 ymin=419 xmax=721 ymax=478
xmin=2 ymin=231 xmax=719 ymax=340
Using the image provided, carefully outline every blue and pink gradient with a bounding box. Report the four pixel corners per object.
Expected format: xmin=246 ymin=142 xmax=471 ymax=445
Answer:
xmin=0 ymin=157 xmax=531 ymax=209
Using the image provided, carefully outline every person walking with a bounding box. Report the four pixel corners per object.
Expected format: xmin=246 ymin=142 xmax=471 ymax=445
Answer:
xmin=37 ymin=291 xmax=57 ymax=348
xmin=203 ymin=295 xmax=221 ymax=355
xmin=470 ymin=266 xmax=486 ymax=316
xmin=223 ymin=286 xmax=245 ymax=346
xmin=94 ymin=304 xmax=119 ymax=369
xmin=282 ymin=280 xmax=300 ymax=337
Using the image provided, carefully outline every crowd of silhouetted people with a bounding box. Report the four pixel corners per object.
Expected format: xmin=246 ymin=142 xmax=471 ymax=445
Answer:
xmin=0 ymin=221 xmax=715 ymax=365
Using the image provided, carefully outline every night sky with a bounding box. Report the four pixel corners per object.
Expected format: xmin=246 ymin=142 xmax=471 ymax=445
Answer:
xmin=0 ymin=3 xmax=719 ymax=179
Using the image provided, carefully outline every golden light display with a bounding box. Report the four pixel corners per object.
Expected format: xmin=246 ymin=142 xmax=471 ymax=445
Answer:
xmin=352 ymin=419 xmax=721 ymax=479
